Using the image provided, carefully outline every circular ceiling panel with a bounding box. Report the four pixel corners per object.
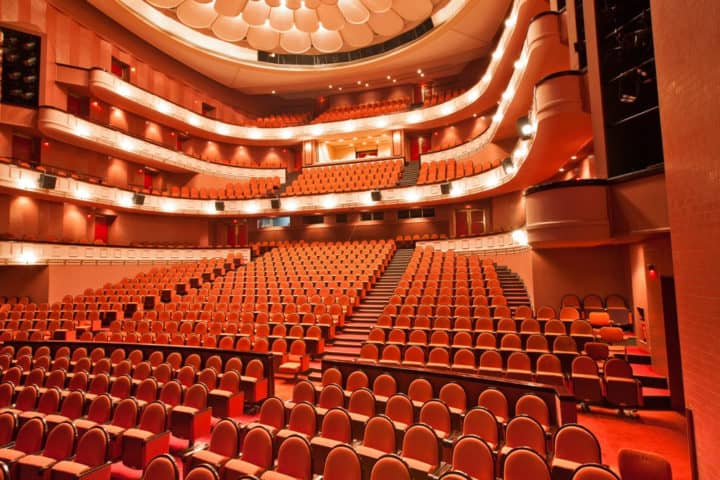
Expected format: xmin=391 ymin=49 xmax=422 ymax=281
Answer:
xmin=140 ymin=0 xmax=447 ymax=55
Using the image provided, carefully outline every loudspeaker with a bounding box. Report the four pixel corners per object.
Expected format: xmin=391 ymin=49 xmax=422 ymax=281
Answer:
xmin=215 ymin=201 xmax=225 ymax=211
xmin=37 ymin=173 xmax=57 ymax=189
xmin=440 ymin=182 xmax=451 ymax=195
xmin=271 ymin=198 xmax=281 ymax=209
xmin=132 ymin=193 xmax=145 ymax=205
xmin=371 ymin=190 xmax=382 ymax=201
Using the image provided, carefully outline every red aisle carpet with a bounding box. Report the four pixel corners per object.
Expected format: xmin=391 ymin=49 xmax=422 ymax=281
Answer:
xmin=578 ymin=407 xmax=691 ymax=480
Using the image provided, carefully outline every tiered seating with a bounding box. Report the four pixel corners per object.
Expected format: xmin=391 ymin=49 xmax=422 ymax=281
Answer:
xmin=282 ymin=159 xmax=403 ymax=196
xmin=561 ymin=293 xmax=632 ymax=326
xmin=423 ymin=87 xmax=466 ymax=108
xmin=417 ymin=157 xmax=502 ymax=184
xmin=242 ymin=365 xmax=609 ymax=480
xmin=254 ymin=112 xmax=312 ymax=128
xmin=312 ymin=98 xmax=411 ymax=123
xmin=160 ymin=177 xmax=281 ymax=200
xmin=0 ymin=258 xmax=239 ymax=344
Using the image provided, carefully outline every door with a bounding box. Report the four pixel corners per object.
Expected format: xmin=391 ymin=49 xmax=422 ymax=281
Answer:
xmin=661 ymin=276 xmax=685 ymax=411
xmin=94 ymin=216 xmax=108 ymax=244
xmin=455 ymin=209 xmax=485 ymax=237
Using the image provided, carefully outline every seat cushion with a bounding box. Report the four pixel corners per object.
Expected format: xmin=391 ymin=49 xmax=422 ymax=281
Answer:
xmin=18 ymin=454 xmax=56 ymax=469
xmin=224 ymin=458 xmax=265 ymax=476
xmin=0 ymin=448 xmax=25 ymax=463
xmin=260 ymin=471 xmax=301 ymax=480
xmin=309 ymin=436 xmax=342 ymax=449
xmin=52 ymin=460 xmax=89 ymax=475
xmin=123 ymin=428 xmax=152 ymax=441
xmin=403 ymin=456 xmax=435 ymax=473
xmin=191 ymin=449 xmax=228 ymax=467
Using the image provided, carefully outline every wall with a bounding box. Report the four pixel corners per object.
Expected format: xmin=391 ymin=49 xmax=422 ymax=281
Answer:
xmin=428 ymin=116 xmax=490 ymax=152
xmin=651 ymin=0 xmax=720 ymax=476
xmin=490 ymin=191 xmax=526 ymax=232
xmin=629 ymin=235 xmax=674 ymax=375
xmin=248 ymin=208 xmax=452 ymax=244
xmin=109 ymin=213 xmax=210 ymax=246
xmin=0 ymin=266 xmax=50 ymax=303
xmin=47 ymin=263 xmax=171 ymax=303
xmin=530 ymin=245 xmax=632 ymax=310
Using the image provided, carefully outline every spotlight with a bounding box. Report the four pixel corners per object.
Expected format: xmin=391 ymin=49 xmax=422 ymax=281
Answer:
xmin=440 ymin=182 xmax=452 ymax=195
xmin=516 ymin=116 xmax=535 ymax=139
xmin=371 ymin=190 xmax=382 ymax=201
xmin=502 ymin=157 xmax=516 ymax=175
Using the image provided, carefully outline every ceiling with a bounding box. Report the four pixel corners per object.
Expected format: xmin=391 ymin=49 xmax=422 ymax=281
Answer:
xmin=87 ymin=0 xmax=512 ymax=95
xmin=144 ymin=0 xmax=449 ymax=55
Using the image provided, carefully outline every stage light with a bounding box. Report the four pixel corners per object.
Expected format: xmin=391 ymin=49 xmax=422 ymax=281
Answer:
xmin=516 ymin=116 xmax=535 ymax=139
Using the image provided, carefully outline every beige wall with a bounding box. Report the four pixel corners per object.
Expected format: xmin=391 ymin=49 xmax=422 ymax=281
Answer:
xmin=530 ymin=245 xmax=632 ymax=311
xmin=651 ymin=0 xmax=720 ymax=476
xmin=0 ymin=266 xmax=50 ymax=303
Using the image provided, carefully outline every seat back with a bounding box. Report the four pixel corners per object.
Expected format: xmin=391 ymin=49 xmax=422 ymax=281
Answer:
xmin=348 ymin=388 xmax=376 ymax=417
xmin=320 ymin=408 xmax=352 ymax=443
xmin=324 ymin=444 xmax=361 ymax=480
xmin=505 ymin=416 xmax=546 ymax=455
xmin=59 ymin=389 xmax=85 ymax=419
xmin=318 ymin=384 xmax=345 ymax=410
xmin=258 ymin=397 xmax=285 ymax=429
xmin=401 ymin=424 xmax=439 ymax=469
xmin=419 ymin=400 xmax=451 ymax=435
xmin=15 ymin=417 xmax=46 ymax=454
xmin=43 ymin=421 xmax=77 ymax=460
xmin=370 ymin=454 xmax=411 ymax=480
xmin=462 ymin=407 xmax=499 ymax=446
xmin=408 ymin=378 xmax=433 ymax=404
xmin=570 ymin=464 xmax=621 ymax=480
xmin=321 ymin=368 xmax=342 ymax=387
xmin=0 ymin=411 xmax=17 ymax=445
xmin=287 ymin=402 xmax=317 ymax=437
xmin=291 ymin=380 xmax=316 ymax=404
xmin=452 ymin=435 xmax=494 ymax=480
xmin=209 ymin=419 xmax=240 ymax=457
xmin=141 ymin=453 xmax=179 ymax=480
xmin=362 ymin=415 xmax=396 ymax=453
xmin=75 ymin=426 xmax=110 ymax=466
xmin=553 ymin=424 xmax=601 ymax=465
xmin=503 ymin=447 xmax=550 ymax=480
xmin=477 ymin=388 xmax=508 ymax=421
xmin=185 ymin=464 xmax=220 ymax=480
xmin=346 ymin=370 xmax=369 ymax=391
xmin=276 ymin=435 xmax=312 ymax=480
xmin=515 ymin=394 xmax=550 ymax=429
xmin=138 ymin=401 xmax=167 ymax=434
xmin=241 ymin=426 xmax=274 ymax=469
xmin=617 ymin=449 xmax=672 ymax=480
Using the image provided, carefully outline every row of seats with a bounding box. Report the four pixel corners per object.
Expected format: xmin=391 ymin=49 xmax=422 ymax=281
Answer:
xmin=311 ymin=98 xmax=411 ymax=123
xmin=139 ymin=178 xmax=282 ymax=200
xmin=417 ymin=157 xmax=502 ymax=184
xmin=561 ymin=294 xmax=631 ymax=325
xmin=282 ymin=159 xmax=403 ymax=196
xmin=253 ymin=111 xmax=312 ymax=128
xmin=423 ymin=88 xmax=466 ymax=108
xmin=0 ymin=344 xmax=268 ymax=404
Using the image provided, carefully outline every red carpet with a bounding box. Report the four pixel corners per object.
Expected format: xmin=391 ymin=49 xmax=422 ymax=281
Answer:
xmin=578 ymin=407 xmax=691 ymax=480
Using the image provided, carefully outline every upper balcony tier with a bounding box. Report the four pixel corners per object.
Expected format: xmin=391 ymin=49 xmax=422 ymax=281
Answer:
xmin=85 ymin=0 xmax=551 ymax=144
xmin=4 ymin=70 xmax=592 ymax=216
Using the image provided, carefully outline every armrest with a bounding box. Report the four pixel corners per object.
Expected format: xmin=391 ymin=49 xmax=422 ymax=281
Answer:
xmin=179 ymin=442 xmax=209 ymax=460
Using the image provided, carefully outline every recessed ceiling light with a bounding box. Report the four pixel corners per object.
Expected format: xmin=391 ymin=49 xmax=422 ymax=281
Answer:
xmin=357 ymin=80 xmax=362 ymax=85
xmin=571 ymin=155 xmax=578 ymax=160
xmin=328 ymin=85 xmax=333 ymax=89
xmin=559 ymin=167 xmax=565 ymax=172
xmin=417 ymin=69 xmax=422 ymax=74
xmin=365 ymin=83 xmax=369 ymax=87
xmin=271 ymin=90 xmax=276 ymax=94
xmin=386 ymin=75 xmax=391 ymax=80
xmin=393 ymin=79 xmax=397 ymax=83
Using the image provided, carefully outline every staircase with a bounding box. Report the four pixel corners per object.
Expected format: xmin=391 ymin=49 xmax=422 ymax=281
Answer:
xmin=495 ymin=265 xmax=531 ymax=311
xmin=398 ymin=160 xmax=420 ymax=187
xmin=273 ymin=170 xmax=300 ymax=196
xmin=307 ymin=248 xmax=414 ymax=381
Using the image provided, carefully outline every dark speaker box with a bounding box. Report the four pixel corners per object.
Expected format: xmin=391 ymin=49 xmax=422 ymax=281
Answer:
xmin=271 ymin=198 xmax=281 ymax=209
xmin=215 ymin=201 xmax=225 ymax=211
xmin=440 ymin=182 xmax=451 ymax=194
xmin=38 ymin=173 xmax=57 ymax=189
xmin=132 ymin=193 xmax=145 ymax=205
xmin=371 ymin=190 xmax=382 ymax=201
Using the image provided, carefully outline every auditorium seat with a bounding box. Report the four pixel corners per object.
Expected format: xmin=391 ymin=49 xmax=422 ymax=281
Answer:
xmin=603 ymin=358 xmax=643 ymax=414
xmin=222 ymin=426 xmax=274 ymax=479
xmin=502 ymin=447 xmax=550 ymax=480
xmin=617 ymin=449 xmax=672 ymax=480
xmin=186 ymin=418 xmax=240 ymax=472
xmin=309 ymin=407 xmax=352 ymax=474
xmin=259 ymin=434 xmax=312 ymax=480
xmin=550 ymin=424 xmax=602 ymax=480
xmin=323 ymin=444 xmax=361 ymax=480
xmin=449 ymin=435 xmax=495 ymax=480
xmin=15 ymin=420 xmax=77 ymax=479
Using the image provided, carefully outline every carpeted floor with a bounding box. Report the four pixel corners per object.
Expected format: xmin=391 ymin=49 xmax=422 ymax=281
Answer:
xmin=578 ymin=407 xmax=691 ymax=480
